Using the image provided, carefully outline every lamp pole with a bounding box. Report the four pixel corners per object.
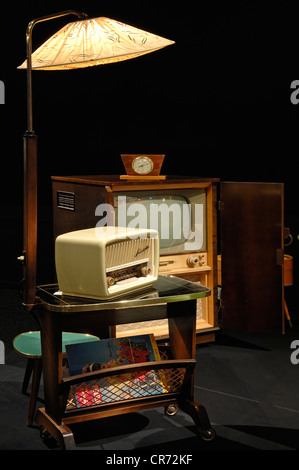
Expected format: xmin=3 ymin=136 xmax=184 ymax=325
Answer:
xmin=21 ymin=10 xmax=88 ymax=309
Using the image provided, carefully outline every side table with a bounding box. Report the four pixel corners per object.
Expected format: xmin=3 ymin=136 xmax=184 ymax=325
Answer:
xmin=32 ymin=275 xmax=215 ymax=449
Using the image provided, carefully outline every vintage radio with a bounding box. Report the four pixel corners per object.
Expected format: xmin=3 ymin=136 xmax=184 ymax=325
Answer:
xmin=55 ymin=226 xmax=159 ymax=300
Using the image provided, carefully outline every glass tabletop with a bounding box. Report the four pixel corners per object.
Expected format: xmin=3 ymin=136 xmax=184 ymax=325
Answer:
xmin=36 ymin=275 xmax=210 ymax=313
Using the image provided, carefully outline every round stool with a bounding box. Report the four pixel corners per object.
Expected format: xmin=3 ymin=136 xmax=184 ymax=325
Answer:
xmin=13 ymin=331 xmax=100 ymax=426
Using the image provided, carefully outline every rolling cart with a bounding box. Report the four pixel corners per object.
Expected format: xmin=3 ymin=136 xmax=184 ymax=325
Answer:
xmin=32 ymin=276 xmax=215 ymax=449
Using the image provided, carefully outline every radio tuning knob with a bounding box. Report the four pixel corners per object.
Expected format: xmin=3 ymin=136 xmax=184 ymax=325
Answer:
xmin=141 ymin=266 xmax=150 ymax=276
xmin=187 ymin=255 xmax=201 ymax=267
xmin=107 ymin=276 xmax=115 ymax=287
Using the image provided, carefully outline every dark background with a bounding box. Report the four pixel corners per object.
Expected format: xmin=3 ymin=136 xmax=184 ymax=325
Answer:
xmin=1 ymin=1 xmax=298 ymax=317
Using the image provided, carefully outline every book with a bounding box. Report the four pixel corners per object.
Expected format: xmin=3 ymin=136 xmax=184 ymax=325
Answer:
xmin=65 ymin=334 xmax=166 ymax=408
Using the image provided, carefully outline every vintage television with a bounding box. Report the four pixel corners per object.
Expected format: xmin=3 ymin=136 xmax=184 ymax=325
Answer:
xmin=51 ymin=175 xmax=219 ymax=341
xmin=55 ymin=226 xmax=159 ymax=300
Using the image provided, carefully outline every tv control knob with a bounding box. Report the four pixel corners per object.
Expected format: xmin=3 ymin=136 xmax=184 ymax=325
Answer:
xmin=187 ymin=255 xmax=201 ymax=267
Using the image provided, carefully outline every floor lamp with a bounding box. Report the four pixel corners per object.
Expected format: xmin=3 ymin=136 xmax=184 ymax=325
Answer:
xmin=18 ymin=10 xmax=174 ymax=309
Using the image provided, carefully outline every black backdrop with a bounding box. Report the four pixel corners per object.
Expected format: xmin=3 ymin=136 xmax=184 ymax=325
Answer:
xmin=1 ymin=1 xmax=298 ymax=317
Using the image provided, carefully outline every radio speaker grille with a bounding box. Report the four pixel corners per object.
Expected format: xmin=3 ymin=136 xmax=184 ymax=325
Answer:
xmin=106 ymin=237 xmax=153 ymax=271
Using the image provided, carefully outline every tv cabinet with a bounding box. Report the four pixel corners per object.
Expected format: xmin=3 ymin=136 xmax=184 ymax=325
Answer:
xmin=51 ymin=175 xmax=219 ymax=343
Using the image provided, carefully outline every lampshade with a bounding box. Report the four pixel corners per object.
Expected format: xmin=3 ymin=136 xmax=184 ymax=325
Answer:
xmin=18 ymin=16 xmax=174 ymax=70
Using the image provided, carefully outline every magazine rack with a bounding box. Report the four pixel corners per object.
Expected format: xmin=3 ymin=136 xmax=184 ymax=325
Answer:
xmin=32 ymin=275 xmax=215 ymax=449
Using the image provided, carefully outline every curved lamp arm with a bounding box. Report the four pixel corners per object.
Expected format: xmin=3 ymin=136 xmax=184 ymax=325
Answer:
xmin=25 ymin=10 xmax=88 ymax=134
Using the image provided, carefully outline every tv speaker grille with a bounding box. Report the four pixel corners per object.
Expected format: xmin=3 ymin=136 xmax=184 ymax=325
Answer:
xmin=57 ymin=191 xmax=75 ymax=211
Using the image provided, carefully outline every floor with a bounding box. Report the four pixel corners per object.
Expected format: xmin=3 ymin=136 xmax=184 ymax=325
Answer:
xmin=1 ymin=287 xmax=299 ymax=454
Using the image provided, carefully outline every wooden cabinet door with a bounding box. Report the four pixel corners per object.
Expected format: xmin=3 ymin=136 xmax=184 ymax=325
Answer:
xmin=220 ymin=182 xmax=284 ymax=333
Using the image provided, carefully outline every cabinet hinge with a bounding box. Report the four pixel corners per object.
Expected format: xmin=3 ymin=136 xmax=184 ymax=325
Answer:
xmin=218 ymin=201 xmax=224 ymax=211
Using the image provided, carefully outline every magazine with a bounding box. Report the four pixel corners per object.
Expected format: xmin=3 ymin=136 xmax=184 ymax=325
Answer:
xmin=65 ymin=334 xmax=166 ymax=408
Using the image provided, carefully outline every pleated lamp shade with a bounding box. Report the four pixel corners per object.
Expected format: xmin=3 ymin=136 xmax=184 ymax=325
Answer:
xmin=18 ymin=17 xmax=175 ymax=70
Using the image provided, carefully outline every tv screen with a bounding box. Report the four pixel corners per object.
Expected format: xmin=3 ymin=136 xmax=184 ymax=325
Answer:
xmin=113 ymin=189 xmax=206 ymax=254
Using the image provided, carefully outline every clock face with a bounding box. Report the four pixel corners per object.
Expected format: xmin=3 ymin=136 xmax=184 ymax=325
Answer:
xmin=132 ymin=156 xmax=154 ymax=175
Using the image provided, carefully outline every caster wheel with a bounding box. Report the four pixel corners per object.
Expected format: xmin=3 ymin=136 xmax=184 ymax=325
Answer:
xmin=200 ymin=428 xmax=216 ymax=442
xmin=165 ymin=403 xmax=178 ymax=416
xmin=40 ymin=426 xmax=51 ymax=440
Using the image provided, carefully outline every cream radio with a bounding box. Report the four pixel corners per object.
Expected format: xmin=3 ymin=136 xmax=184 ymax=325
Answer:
xmin=55 ymin=226 xmax=159 ymax=300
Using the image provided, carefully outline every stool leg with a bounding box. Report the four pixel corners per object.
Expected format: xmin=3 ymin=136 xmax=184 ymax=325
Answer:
xmin=22 ymin=358 xmax=34 ymax=394
xmin=284 ymin=300 xmax=293 ymax=328
xmin=27 ymin=358 xmax=42 ymax=426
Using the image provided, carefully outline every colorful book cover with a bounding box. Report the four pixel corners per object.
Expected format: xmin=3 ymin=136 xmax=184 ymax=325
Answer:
xmin=65 ymin=334 xmax=166 ymax=408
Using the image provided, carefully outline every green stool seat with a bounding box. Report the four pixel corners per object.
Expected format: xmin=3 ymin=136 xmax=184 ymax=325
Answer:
xmin=13 ymin=331 xmax=100 ymax=426
xmin=13 ymin=331 xmax=99 ymax=358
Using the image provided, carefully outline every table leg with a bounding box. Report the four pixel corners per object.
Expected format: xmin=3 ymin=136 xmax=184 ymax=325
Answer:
xmin=35 ymin=408 xmax=75 ymax=450
xmin=38 ymin=309 xmax=63 ymax=423
xmin=168 ymin=299 xmax=215 ymax=441
xmin=34 ymin=308 xmax=76 ymax=449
